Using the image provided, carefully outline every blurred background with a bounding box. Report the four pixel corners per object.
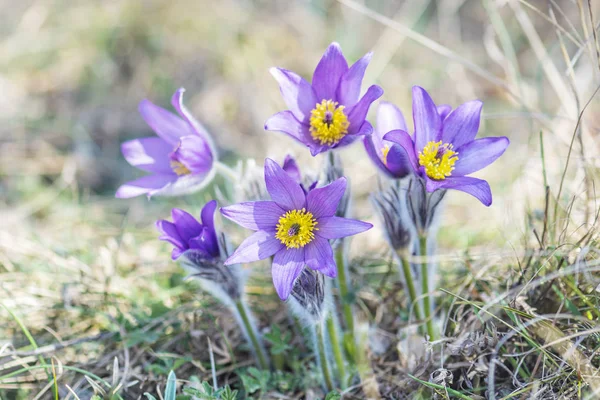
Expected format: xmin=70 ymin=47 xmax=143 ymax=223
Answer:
xmin=1 ymin=0 xmax=600 ymax=396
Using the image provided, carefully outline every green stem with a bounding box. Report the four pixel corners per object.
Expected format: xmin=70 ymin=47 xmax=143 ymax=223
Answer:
xmin=235 ymin=300 xmax=269 ymax=370
xmin=419 ymin=236 xmax=436 ymax=341
xmin=316 ymin=321 xmax=334 ymax=391
xmin=326 ymin=315 xmax=347 ymax=388
xmin=396 ymin=251 xmax=423 ymax=324
xmin=335 ymin=244 xmax=354 ymax=334
xmin=214 ymin=161 xmax=239 ymax=183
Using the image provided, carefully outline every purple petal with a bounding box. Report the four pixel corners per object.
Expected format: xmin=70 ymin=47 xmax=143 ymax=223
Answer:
xmin=334 ymin=121 xmax=373 ymax=151
xmin=437 ymin=105 xmax=452 ymax=120
xmin=220 ymin=201 xmax=284 ymax=231
xmin=441 ymin=100 xmax=483 ymax=149
xmin=312 ymin=42 xmax=349 ymax=101
xmin=376 ymin=102 xmax=408 ymax=142
xmin=171 ymin=208 xmax=203 ymax=243
xmin=426 ymin=176 xmax=492 ymax=206
xmin=188 ymin=228 xmax=219 ymax=258
xmin=156 ymin=220 xmax=185 ymax=257
xmin=346 ymin=85 xmax=383 ymax=135
xmin=282 ymin=155 xmax=302 ymax=183
xmin=316 ymin=216 xmax=373 ymax=239
xmin=115 ymin=174 xmax=177 ymax=199
xmin=412 ymin=86 xmax=442 ymax=152
xmin=382 ymin=129 xmax=419 ymax=172
xmin=453 ymin=137 xmax=509 ymax=176
xmin=200 ymin=200 xmax=219 ymax=255
xmin=306 ymin=178 xmax=347 ymax=219
xmin=269 ymin=68 xmax=318 ymax=123
xmin=171 ymin=88 xmax=215 ymax=145
xmin=265 ymin=111 xmax=312 ymax=146
xmin=264 ymin=158 xmax=306 ymax=210
xmin=271 ymin=247 xmax=305 ymax=300
xmin=121 ymin=137 xmax=172 ymax=174
xmin=304 ymin=237 xmax=337 ymax=278
xmin=385 ymin=144 xmax=412 ymax=178
xmin=171 ymin=135 xmax=213 ymax=175
xmin=138 ymin=99 xmax=194 ymax=146
xmin=224 ymin=230 xmax=284 ymax=265
xmin=363 ymin=136 xmax=393 ymax=177
xmin=148 ymin=171 xmax=217 ymax=197
xmin=336 ymin=52 xmax=372 ymax=107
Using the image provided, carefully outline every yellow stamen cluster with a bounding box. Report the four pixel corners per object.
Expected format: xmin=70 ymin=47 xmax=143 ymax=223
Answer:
xmin=275 ymin=208 xmax=318 ymax=249
xmin=381 ymin=144 xmax=390 ymax=166
xmin=170 ymin=160 xmax=191 ymax=176
xmin=309 ymin=100 xmax=349 ymax=146
xmin=418 ymin=141 xmax=458 ymax=180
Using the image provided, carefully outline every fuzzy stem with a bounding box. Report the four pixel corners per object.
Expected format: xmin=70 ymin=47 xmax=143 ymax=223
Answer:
xmin=395 ymin=250 xmax=423 ymax=324
xmin=316 ymin=320 xmax=334 ymax=391
xmin=214 ymin=161 xmax=239 ymax=183
xmin=234 ymin=300 xmax=269 ymax=370
xmin=335 ymin=244 xmax=354 ymax=334
xmin=419 ymin=235 xmax=436 ymax=341
xmin=326 ymin=315 xmax=347 ymax=388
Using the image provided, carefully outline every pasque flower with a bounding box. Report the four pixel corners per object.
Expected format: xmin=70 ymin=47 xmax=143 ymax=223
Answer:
xmin=265 ymin=42 xmax=383 ymax=156
xmin=383 ymin=86 xmax=509 ymax=206
xmin=220 ymin=158 xmax=372 ymax=300
xmin=156 ymin=200 xmax=220 ymax=261
xmin=116 ymin=88 xmax=216 ymax=198
xmin=363 ymin=102 xmax=412 ymax=179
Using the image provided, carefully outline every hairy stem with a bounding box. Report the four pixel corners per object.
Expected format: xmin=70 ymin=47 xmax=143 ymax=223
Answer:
xmin=214 ymin=161 xmax=239 ymax=183
xmin=419 ymin=236 xmax=436 ymax=341
xmin=234 ymin=300 xmax=269 ymax=370
xmin=396 ymin=250 xmax=423 ymax=325
xmin=335 ymin=244 xmax=354 ymax=334
xmin=316 ymin=320 xmax=334 ymax=391
xmin=326 ymin=314 xmax=347 ymax=388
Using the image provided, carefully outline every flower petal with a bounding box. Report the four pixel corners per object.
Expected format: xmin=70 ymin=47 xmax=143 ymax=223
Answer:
xmin=453 ymin=136 xmax=509 ymax=176
xmin=171 ymin=88 xmax=215 ymax=147
xmin=363 ymin=135 xmax=393 ymax=177
xmin=304 ymin=236 xmax=337 ymax=278
xmin=269 ymin=68 xmax=318 ymax=123
xmin=188 ymin=227 xmax=219 ymax=258
xmin=156 ymin=219 xmax=185 ymax=256
xmin=171 ymin=135 xmax=213 ymax=174
xmin=306 ymin=178 xmax=347 ymax=219
xmin=171 ymin=208 xmax=203 ymax=244
xmin=385 ymin=144 xmax=412 ymax=178
xmin=115 ymin=174 xmax=177 ymax=198
xmin=346 ymin=85 xmax=384 ymax=135
xmin=335 ymin=121 xmax=373 ymax=150
xmin=412 ymin=86 xmax=442 ymax=152
xmin=336 ymin=52 xmax=372 ymax=107
xmin=200 ymin=200 xmax=219 ymax=256
xmin=383 ymin=129 xmax=419 ymax=171
xmin=272 ymin=247 xmax=305 ymax=300
xmin=148 ymin=168 xmax=218 ymax=197
xmin=426 ymin=176 xmax=492 ymax=206
xmin=121 ymin=137 xmax=173 ymax=174
xmin=437 ymin=104 xmax=452 ymax=120
xmin=316 ymin=216 xmax=373 ymax=239
xmin=264 ymin=158 xmax=306 ymax=210
xmin=312 ymin=42 xmax=349 ymax=101
xmin=441 ymin=100 xmax=483 ymax=149
xmin=376 ymin=102 xmax=408 ymax=142
xmin=224 ymin=230 xmax=284 ymax=265
xmin=282 ymin=155 xmax=302 ymax=183
xmin=264 ymin=111 xmax=312 ymax=146
xmin=220 ymin=201 xmax=284 ymax=231
xmin=138 ymin=99 xmax=194 ymax=146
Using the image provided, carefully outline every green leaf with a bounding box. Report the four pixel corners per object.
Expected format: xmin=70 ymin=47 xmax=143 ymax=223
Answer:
xmin=324 ymin=392 xmax=341 ymax=400
xmin=143 ymin=394 xmax=158 ymax=400
xmin=164 ymin=371 xmax=177 ymax=400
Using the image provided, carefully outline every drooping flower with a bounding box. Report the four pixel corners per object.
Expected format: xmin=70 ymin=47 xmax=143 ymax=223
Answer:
xmin=265 ymin=42 xmax=383 ymax=156
xmin=156 ymin=201 xmax=220 ymax=261
xmin=363 ymin=102 xmax=412 ymax=179
xmin=116 ymin=88 xmax=216 ymax=198
xmin=371 ymin=181 xmax=414 ymax=253
xmin=289 ymin=267 xmax=326 ymax=321
xmin=220 ymin=158 xmax=372 ymax=300
xmin=383 ymin=86 xmax=509 ymax=206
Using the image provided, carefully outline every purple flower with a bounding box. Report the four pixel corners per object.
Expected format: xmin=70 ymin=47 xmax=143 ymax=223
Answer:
xmin=220 ymin=159 xmax=372 ymax=300
xmin=265 ymin=42 xmax=383 ymax=156
xmin=116 ymin=88 xmax=216 ymax=198
xmin=156 ymin=200 xmax=219 ymax=260
xmin=363 ymin=102 xmax=412 ymax=179
xmin=383 ymin=86 xmax=509 ymax=206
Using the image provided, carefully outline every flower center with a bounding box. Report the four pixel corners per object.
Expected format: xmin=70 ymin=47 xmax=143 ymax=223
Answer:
xmin=381 ymin=144 xmax=390 ymax=166
xmin=275 ymin=208 xmax=318 ymax=249
xmin=170 ymin=160 xmax=191 ymax=176
xmin=418 ymin=141 xmax=458 ymax=180
xmin=309 ymin=100 xmax=349 ymax=146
